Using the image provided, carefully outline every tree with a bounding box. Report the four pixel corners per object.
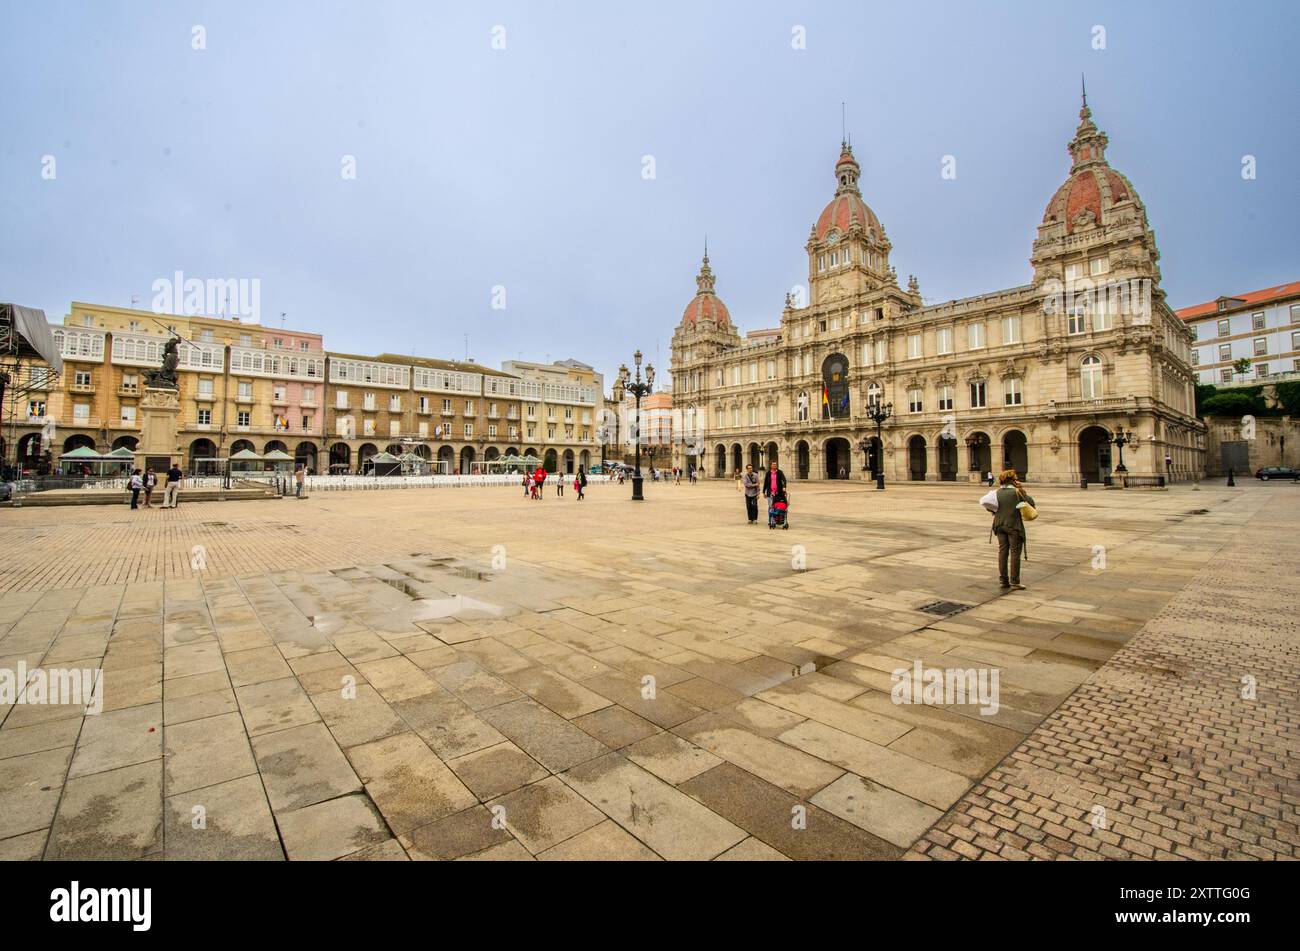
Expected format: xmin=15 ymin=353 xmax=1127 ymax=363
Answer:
xmin=1232 ymin=357 xmax=1254 ymax=380
xmin=1200 ymin=391 xmax=1257 ymax=418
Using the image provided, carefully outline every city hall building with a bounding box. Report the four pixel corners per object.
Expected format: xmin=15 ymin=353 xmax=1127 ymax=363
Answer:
xmin=670 ymin=98 xmax=1204 ymax=484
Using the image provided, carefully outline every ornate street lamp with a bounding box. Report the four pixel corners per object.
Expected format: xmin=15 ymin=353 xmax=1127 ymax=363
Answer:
xmin=614 ymin=350 xmax=654 ymax=501
xmin=867 ymin=400 xmax=893 ymax=490
xmin=1112 ymin=425 xmax=1131 ymax=473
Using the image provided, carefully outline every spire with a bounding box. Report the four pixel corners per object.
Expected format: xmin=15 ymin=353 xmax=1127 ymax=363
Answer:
xmin=835 ymin=139 xmax=861 ymax=195
xmin=1068 ymin=83 xmax=1108 ymax=171
xmin=695 ymin=245 xmax=716 ymax=295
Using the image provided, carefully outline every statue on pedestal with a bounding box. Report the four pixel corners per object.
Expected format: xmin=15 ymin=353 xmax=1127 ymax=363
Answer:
xmin=144 ymin=336 xmax=180 ymax=389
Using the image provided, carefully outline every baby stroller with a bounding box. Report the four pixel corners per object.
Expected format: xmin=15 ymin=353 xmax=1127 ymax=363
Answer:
xmin=768 ymin=499 xmax=789 ymax=529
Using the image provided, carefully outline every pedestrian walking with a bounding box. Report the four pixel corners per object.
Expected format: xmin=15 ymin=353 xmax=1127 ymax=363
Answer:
xmin=294 ymin=464 xmax=306 ymax=498
xmin=128 ymin=469 xmax=143 ymax=510
xmin=556 ymin=472 xmax=565 ymax=496
xmin=523 ymin=472 xmax=531 ymax=498
xmin=533 ymin=466 xmax=546 ymax=500
xmin=989 ymin=468 xmax=1036 ymax=590
xmin=576 ymin=468 xmax=587 ymax=500
xmin=762 ymin=460 xmax=788 ymax=505
xmin=143 ymin=467 xmax=157 ymax=507
xmin=164 ymin=461 xmax=184 ymax=508
xmin=741 ymin=464 xmax=761 ymax=524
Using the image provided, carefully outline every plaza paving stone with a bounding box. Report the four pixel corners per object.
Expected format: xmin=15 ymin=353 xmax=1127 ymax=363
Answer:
xmin=0 ymin=478 xmax=1296 ymax=859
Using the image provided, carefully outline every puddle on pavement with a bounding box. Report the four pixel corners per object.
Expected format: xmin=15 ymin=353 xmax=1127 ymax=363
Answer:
xmin=409 ymin=594 xmax=503 ymax=621
xmin=378 ymin=578 xmax=425 ymax=598
xmin=780 ymin=654 xmax=841 ymax=682
xmin=362 ymin=560 xmax=503 ymax=619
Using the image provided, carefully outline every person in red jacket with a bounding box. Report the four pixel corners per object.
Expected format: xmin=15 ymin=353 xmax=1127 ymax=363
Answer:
xmin=533 ymin=466 xmax=546 ymax=501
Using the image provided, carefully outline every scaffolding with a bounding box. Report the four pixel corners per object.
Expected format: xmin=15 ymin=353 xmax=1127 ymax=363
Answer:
xmin=1 ymin=304 xmax=63 ymax=477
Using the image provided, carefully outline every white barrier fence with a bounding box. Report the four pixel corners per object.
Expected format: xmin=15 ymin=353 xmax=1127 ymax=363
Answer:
xmin=302 ymin=473 xmax=615 ymax=491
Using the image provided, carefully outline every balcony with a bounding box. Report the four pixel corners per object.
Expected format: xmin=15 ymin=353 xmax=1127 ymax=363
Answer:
xmin=271 ymin=394 xmax=289 ymax=406
xmin=300 ymin=398 xmax=318 ymax=408
xmin=118 ymin=383 xmax=140 ymax=397
xmin=235 ymin=394 xmax=256 ymax=405
xmin=195 ymin=392 xmax=216 ymax=402
xmin=417 ymin=406 xmax=432 ymax=415
xmin=70 ymin=382 xmax=96 ymax=394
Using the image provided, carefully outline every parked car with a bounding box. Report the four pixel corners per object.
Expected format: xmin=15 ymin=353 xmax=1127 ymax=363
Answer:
xmin=1255 ymin=466 xmax=1300 ymax=481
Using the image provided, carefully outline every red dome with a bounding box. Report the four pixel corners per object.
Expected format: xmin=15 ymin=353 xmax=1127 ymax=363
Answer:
xmin=816 ymin=191 xmax=882 ymax=242
xmin=681 ymin=292 xmax=731 ymax=329
xmin=1042 ymin=166 xmax=1138 ymax=233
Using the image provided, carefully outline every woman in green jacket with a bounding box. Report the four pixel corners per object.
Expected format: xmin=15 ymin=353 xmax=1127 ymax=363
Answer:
xmin=991 ymin=468 xmax=1035 ymax=590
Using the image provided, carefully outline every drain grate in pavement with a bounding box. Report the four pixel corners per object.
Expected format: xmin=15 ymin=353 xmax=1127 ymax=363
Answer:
xmin=918 ymin=600 xmax=972 ymax=616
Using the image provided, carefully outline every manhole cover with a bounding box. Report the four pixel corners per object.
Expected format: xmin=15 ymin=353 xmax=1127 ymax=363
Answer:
xmin=918 ymin=600 xmax=971 ymax=616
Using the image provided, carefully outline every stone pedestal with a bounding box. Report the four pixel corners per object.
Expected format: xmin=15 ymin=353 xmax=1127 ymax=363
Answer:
xmin=137 ymin=386 xmax=181 ymax=473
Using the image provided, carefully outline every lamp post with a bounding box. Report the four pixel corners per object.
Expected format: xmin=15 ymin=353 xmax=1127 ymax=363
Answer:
xmin=614 ymin=351 xmax=654 ymax=501
xmin=857 ymin=436 xmax=871 ymax=475
xmin=1112 ymin=425 xmax=1131 ymax=473
xmin=867 ymin=400 xmax=893 ymax=490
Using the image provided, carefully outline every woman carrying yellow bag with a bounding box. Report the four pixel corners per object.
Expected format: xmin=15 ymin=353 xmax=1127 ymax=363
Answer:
xmin=989 ymin=468 xmax=1036 ymax=590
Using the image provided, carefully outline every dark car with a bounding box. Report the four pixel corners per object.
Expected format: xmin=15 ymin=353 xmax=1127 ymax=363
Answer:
xmin=1255 ymin=466 xmax=1300 ymax=481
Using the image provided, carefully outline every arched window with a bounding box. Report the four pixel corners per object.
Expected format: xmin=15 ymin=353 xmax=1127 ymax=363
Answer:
xmin=1081 ymin=355 xmax=1103 ymax=400
xmin=867 ymin=383 xmax=882 ymax=407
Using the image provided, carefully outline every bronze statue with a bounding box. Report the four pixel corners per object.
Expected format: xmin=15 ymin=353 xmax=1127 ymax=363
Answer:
xmin=144 ymin=335 xmax=181 ymax=389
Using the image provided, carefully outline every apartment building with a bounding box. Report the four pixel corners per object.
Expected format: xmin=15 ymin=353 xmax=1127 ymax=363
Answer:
xmin=4 ymin=302 xmax=593 ymax=476
xmin=325 ymin=353 xmax=522 ymax=473
xmin=1177 ymin=280 xmax=1300 ymax=386
xmin=499 ymin=359 xmax=602 ymax=474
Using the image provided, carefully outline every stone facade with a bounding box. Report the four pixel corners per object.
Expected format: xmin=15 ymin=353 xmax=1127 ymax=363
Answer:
xmin=1202 ymin=414 xmax=1299 ymax=476
xmin=670 ymin=98 xmax=1205 ymax=484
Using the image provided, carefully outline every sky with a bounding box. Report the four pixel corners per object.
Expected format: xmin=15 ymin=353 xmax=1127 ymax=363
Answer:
xmin=3 ymin=0 xmax=1298 ymax=389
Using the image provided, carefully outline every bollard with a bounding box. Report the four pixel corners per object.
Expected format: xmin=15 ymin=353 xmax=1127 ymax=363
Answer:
xmin=1080 ymin=478 xmax=1088 ymax=490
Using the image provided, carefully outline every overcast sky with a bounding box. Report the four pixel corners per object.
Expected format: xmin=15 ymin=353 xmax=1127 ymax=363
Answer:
xmin=3 ymin=0 xmax=1297 ymax=387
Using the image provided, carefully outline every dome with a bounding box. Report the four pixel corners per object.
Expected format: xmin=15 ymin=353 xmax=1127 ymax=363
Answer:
xmin=815 ymin=143 xmax=883 ymax=242
xmin=816 ymin=191 xmax=883 ymax=242
xmin=1041 ymin=101 xmax=1144 ymax=233
xmin=680 ymin=248 xmax=731 ymax=330
xmin=681 ymin=292 xmax=731 ymax=330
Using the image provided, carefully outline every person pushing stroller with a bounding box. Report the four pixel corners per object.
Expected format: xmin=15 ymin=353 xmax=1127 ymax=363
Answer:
xmin=763 ymin=461 xmax=790 ymax=529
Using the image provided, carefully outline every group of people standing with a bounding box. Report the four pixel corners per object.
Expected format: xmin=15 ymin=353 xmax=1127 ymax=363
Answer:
xmin=127 ymin=462 xmax=184 ymax=510
xmin=523 ymin=466 xmax=587 ymax=500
